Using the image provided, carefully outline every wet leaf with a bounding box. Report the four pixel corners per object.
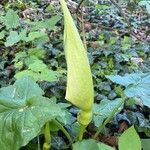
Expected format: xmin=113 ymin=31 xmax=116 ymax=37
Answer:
xmin=0 ymin=77 xmax=63 ymax=150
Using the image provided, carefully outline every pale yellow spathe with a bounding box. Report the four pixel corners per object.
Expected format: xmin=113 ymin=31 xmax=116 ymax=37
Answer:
xmin=59 ymin=0 xmax=94 ymax=125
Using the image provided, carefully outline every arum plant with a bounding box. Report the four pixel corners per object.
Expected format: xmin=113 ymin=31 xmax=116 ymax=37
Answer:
xmin=59 ymin=0 xmax=94 ymax=140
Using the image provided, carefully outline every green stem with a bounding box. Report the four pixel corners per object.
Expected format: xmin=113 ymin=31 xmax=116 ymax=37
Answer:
xmin=93 ymin=96 xmax=126 ymax=139
xmin=78 ymin=124 xmax=87 ymax=141
xmin=37 ymin=136 xmax=41 ymax=150
xmin=53 ymin=120 xmax=73 ymax=146
xmin=43 ymin=122 xmax=51 ymax=150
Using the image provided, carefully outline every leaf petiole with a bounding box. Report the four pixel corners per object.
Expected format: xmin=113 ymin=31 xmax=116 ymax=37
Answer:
xmin=93 ymin=96 xmax=127 ymax=139
xmin=78 ymin=124 xmax=87 ymax=141
xmin=43 ymin=122 xmax=51 ymax=150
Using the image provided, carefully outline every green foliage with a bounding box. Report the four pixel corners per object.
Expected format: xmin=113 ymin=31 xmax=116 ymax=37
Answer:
xmin=15 ymin=59 xmax=58 ymax=82
xmin=106 ymin=73 xmax=150 ymax=107
xmin=27 ymin=16 xmax=61 ymax=30
xmin=0 ymin=8 xmax=61 ymax=47
xmin=141 ymin=139 xmax=150 ymax=150
xmin=96 ymin=4 xmax=111 ymax=10
xmin=4 ymin=9 xmax=20 ymax=29
xmin=0 ymin=76 xmax=64 ymax=150
xmin=26 ymin=31 xmax=48 ymax=42
xmin=139 ymin=0 xmax=150 ymax=14
xmin=118 ymin=126 xmax=141 ymax=150
xmin=114 ymin=111 xmax=150 ymax=137
xmin=0 ymin=31 xmax=5 ymax=39
xmin=5 ymin=31 xmax=21 ymax=47
xmin=13 ymin=48 xmax=45 ymax=67
xmin=93 ymin=99 xmax=122 ymax=127
xmin=4 ymin=30 xmax=49 ymax=47
xmin=0 ymin=1 xmax=149 ymax=149
xmin=121 ymin=36 xmax=132 ymax=51
xmin=73 ymin=139 xmax=114 ymax=150
xmin=13 ymin=48 xmax=58 ymax=82
xmin=28 ymin=48 xmax=45 ymax=59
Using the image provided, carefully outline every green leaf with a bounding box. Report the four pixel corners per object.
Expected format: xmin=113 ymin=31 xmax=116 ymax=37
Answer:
xmin=34 ymin=34 xmax=49 ymax=46
xmin=0 ymin=31 xmax=5 ymax=39
xmin=28 ymin=60 xmax=47 ymax=72
xmin=121 ymin=36 xmax=132 ymax=50
xmin=30 ymin=15 xmax=61 ymax=30
xmin=139 ymin=1 xmax=150 ymax=14
xmin=19 ymin=29 xmax=27 ymax=41
xmin=73 ymin=139 xmax=99 ymax=150
xmin=93 ymin=99 xmax=122 ymax=127
xmin=73 ymin=139 xmax=114 ymax=150
xmin=14 ymin=61 xmax=24 ymax=69
xmin=106 ymin=73 xmax=141 ymax=86
xmin=139 ymin=1 xmax=148 ymax=6
xmin=5 ymin=31 xmax=20 ymax=47
xmin=141 ymin=139 xmax=150 ymax=150
xmin=26 ymin=31 xmax=48 ymax=42
xmin=146 ymin=3 xmax=150 ymax=14
xmin=15 ymin=70 xmax=38 ymax=80
xmin=24 ymin=56 xmax=39 ymax=66
xmin=97 ymin=142 xmax=114 ymax=150
xmin=56 ymin=103 xmax=72 ymax=125
xmin=13 ymin=51 xmax=27 ymax=63
xmin=118 ymin=126 xmax=141 ymax=150
xmin=96 ymin=4 xmax=110 ymax=10
xmin=4 ymin=29 xmax=27 ymax=47
xmin=106 ymin=73 xmax=150 ymax=108
xmin=15 ymin=60 xmax=58 ymax=82
xmin=4 ymin=9 xmax=20 ymax=29
xmin=28 ymin=48 xmax=45 ymax=59
xmin=0 ymin=77 xmax=62 ymax=150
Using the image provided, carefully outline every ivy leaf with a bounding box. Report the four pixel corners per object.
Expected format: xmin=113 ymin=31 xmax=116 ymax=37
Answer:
xmin=106 ymin=73 xmax=150 ymax=108
xmin=28 ymin=48 xmax=45 ymax=59
xmin=26 ymin=31 xmax=48 ymax=42
xmin=0 ymin=77 xmax=62 ymax=150
xmin=19 ymin=29 xmax=27 ymax=41
xmin=15 ymin=60 xmax=58 ymax=82
xmin=139 ymin=1 xmax=150 ymax=14
xmin=15 ymin=70 xmax=38 ymax=80
xmin=30 ymin=15 xmax=61 ymax=30
xmin=0 ymin=31 xmax=5 ymax=39
xmin=5 ymin=31 xmax=20 ymax=47
xmin=139 ymin=1 xmax=148 ymax=6
xmin=93 ymin=99 xmax=122 ymax=127
xmin=5 ymin=30 xmax=27 ymax=47
xmin=73 ymin=139 xmax=114 ymax=150
xmin=146 ymin=3 xmax=150 ymax=14
xmin=118 ymin=126 xmax=141 ymax=150
xmin=13 ymin=51 xmax=27 ymax=63
xmin=4 ymin=9 xmax=20 ymax=29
